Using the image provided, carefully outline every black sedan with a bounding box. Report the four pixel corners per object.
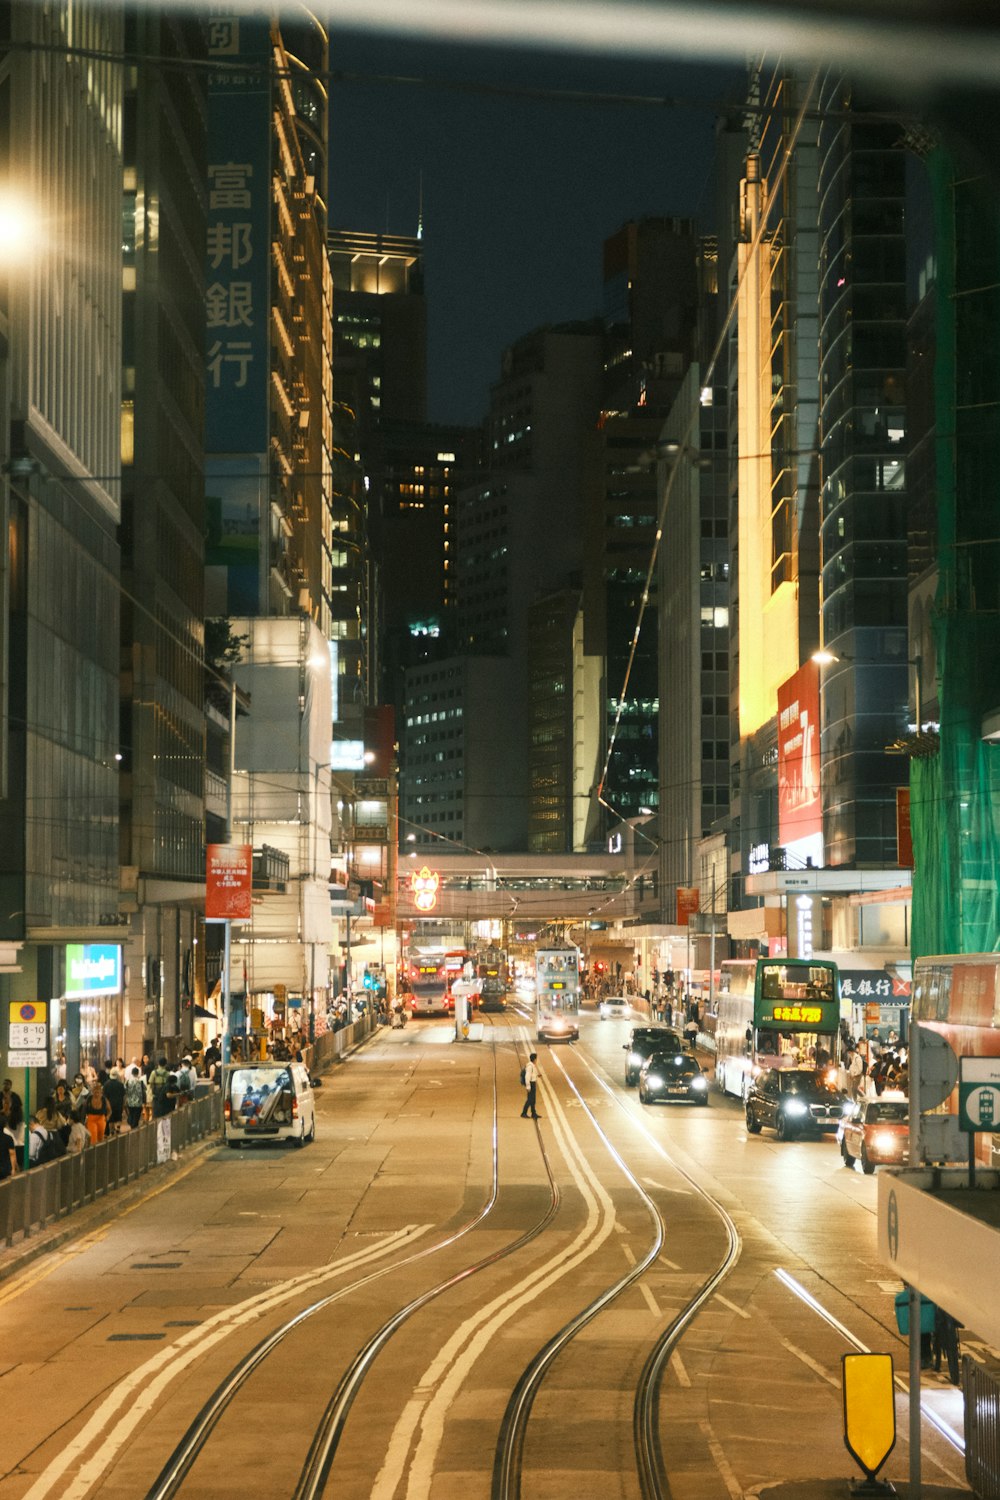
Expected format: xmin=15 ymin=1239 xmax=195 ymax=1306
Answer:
xmin=745 ymin=1067 xmax=850 ymax=1140
xmin=638 ymin=1050 xmax=709 ymax=1105
xmin=623 ymin=1026 xmax=683 ymax=1086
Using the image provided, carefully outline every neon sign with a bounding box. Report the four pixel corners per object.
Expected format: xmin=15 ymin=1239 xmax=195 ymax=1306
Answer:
xmin=410 ymin=866 xmax=440 ymax=912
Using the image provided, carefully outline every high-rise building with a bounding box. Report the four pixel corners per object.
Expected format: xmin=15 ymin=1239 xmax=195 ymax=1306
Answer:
xmin=657 ymin=365 xmax=730 ymax=898
xmin=203 ymin=13 xmax=334 ymax=630
xmin=526 ymin=589 xmax=601 ymax=853
xmin=202 ymin=12 xmax=338 ymax=1026
xmin=585 ymin=219 xmax=700 ymax=832
xmin=729 ymin=66 xmax=822 ymax=894
xmin=816 ymin=74 xmax=910 ymax=868
xmin=119 ymin=9 xmax=208 ymax=1059
xmin=0 ymin=2 xmax=124 ymax=1069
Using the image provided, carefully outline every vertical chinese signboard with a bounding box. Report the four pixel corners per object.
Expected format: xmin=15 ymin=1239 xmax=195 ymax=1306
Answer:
xmin=777 ymin=661 xmax=824 ymax=869
xmin=896 ymin=787 xmax=913 ymax=868
xmin=206 ymin=844 xmax=253 ymax=921
xmin=205 ymin=14 xmax=271 ymax=615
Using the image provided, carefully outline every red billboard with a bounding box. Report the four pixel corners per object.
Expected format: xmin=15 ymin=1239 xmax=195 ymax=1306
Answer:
xmin=777 ymin=662 xmax=823 ymax=861
xmin=206 ymin=844 xmax=253 ymax=920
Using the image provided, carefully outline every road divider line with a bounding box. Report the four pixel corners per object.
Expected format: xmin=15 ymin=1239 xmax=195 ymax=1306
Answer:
xmin=370 ymin=1058 xmax=617 ymax=1500
xmin=23 ymin=1224 xmax=428 ymax=1500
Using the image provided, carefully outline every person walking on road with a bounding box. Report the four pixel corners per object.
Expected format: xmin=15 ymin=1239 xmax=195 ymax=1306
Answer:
xmin=520 ymin=1053 xmax=541 ymax=1120
xmin=684 ymin=1013 xmax=699 ymax=1052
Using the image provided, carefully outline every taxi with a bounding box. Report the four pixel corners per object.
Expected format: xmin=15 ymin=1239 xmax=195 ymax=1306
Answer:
xmin=838 ymin=1095 xmax=909 ymax=1173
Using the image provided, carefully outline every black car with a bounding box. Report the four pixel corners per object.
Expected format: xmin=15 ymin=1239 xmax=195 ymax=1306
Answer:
xmin=623 ymin=1026 xmax=683 ymax=1086
xmin=745 ymin=1067 xmax=850 ymax=1140
xmin=638 ymin=1050 xmax=709 ymax=1106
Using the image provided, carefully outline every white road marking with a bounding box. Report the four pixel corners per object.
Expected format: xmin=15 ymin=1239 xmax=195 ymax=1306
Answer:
xmin=371 ymin=1069 xmax=619 ymax=1500
xmin=670 ymin=1351 xmax=691 ymax=1387
xmin=642 ymin=1176 xmax=692 ymax=1195
xmin=780 ymin=1336 xmax=839 ymax=1388
xmin=22 ymin=1224 xmax=428 ymax=1500
xmin=698 ymin=1416 xmax=744 ymax=1500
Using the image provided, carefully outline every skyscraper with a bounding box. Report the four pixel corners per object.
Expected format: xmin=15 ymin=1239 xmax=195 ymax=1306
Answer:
xmin=119 ymin=9 xmax=208 ymax=1057
xmin=0 ymin=1 xmax=124 ymax=1066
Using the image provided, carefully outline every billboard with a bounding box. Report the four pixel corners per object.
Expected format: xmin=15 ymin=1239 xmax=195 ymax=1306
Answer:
xmin=65 ymin=944 xmax=122 ymax=998
xmin=206 ymin=843 xmax=253 ymax=920
xmin=777 ymin=661 xmax=823 ymax=869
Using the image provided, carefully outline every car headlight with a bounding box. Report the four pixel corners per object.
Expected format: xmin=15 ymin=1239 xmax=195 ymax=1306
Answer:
xmin=691 ymin=1075 xmax=708 ymax=1090
xmin=874 ymin=1131 xmax=899 ymax=1151
xmin=842 ymin=1102 xmax=856 ymax=1116
xmin=785 ymin=1099 xmax=808 ymax=1116
xmin=646 ymin=1074 xmax=664 ymax=1089
xmin=628 ymin=1052 xmax=643 ymax=1065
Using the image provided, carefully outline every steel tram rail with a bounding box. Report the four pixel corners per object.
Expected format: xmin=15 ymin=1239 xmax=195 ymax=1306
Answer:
xmin=492 ymin=1041 xmax=741 ymax=1500
xmin=290 ymin=1012 xmax=560 ymax=1500
xmin=147 ymin=1015 xmax=558 ymax=1500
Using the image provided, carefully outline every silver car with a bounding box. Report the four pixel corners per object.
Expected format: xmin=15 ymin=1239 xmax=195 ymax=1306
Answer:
xmin=599 ymin=995 xmax=631 ymax=1020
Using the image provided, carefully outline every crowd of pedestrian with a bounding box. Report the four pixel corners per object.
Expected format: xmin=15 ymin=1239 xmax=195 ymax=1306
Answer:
xmin=843 ymin=1034 xmax=909 ymax=1100
xmin=0 ymin=1043 xmax=225 ymax=1181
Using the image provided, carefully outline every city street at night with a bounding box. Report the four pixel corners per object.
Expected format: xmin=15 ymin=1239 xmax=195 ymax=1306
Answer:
xmin=0 ymin=1014 xmax=971 ymax=1499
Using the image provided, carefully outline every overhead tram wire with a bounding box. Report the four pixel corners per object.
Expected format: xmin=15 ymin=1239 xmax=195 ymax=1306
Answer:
xmin=596 ymin=69 xmax=822 ymax=830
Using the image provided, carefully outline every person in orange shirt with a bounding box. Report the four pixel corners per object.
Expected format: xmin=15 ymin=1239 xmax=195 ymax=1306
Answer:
xmin=84 ymin=1080 xmax=111 ymax=1145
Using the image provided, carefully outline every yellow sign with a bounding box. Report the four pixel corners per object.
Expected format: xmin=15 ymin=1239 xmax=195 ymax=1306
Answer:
xmin=843 ymin=1353 xmax=896 ymax=1480
xmin=8 ymin=1001 xmax=47 ymax=1025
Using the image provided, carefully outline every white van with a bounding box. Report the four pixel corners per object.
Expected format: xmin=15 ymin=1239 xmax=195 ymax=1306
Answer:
xmin=224 ymin=1062 xmax=317 ymax=1148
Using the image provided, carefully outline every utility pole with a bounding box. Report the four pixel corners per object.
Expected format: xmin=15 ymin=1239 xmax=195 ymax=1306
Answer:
xmin=222 ymin=679 xmax=236 ymax=1067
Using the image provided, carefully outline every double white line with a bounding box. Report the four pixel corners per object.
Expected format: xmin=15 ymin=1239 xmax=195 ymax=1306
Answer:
xmin=23 ymin=1224 xmax=428 ymax=1500
xmin=369 ymin=1045 xmax=621 ymax=1500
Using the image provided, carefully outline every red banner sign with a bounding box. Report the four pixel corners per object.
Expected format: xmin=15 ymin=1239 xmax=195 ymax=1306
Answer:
xmin=896 ymin=787 xmax=913 ymax=868
xmin=777 ymin=661 xmax=822 ymax=854
xmin=676 ymin=886 xmax=700 ymax=925
xmin=206 ymin=844 xmax=253 ymax=920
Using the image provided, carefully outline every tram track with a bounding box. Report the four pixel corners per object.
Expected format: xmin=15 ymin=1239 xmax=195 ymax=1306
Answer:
xmin=491 ymin=1040 xmax=742 ymax=1500
xmin=142 ymin=1017 xmax=566 ymax=1500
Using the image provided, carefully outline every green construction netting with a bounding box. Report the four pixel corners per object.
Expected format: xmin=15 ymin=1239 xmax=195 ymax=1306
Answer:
xmin=909 ymin=144 xmax=1000 ymax=960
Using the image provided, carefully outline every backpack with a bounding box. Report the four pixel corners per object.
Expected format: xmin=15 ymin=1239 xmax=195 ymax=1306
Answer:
xmin=32 ymin=1129 xmax=60 ymax=1165
xmin=151 ymin=1067 xmax=171 ymax=1111
xmin=519 ymin=1066 xmax=526 ymax=1087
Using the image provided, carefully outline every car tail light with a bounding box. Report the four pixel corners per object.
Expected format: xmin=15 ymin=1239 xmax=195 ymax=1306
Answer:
xmin=223 ymin=1099 xmax=231 ymax=1121
xmin=292 ymin=1096 xmax=299 ymax=1119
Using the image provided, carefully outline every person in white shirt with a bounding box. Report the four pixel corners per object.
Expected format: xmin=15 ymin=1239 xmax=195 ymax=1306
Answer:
xmin=520 ymin=1053 xmax=541 ymax=1120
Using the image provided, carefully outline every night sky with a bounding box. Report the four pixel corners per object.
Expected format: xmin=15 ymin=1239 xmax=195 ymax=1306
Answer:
xmin=327 ymin=31 xmax=742 ymax=426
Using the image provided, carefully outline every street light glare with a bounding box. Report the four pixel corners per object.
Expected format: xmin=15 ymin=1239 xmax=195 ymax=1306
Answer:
xmin=0 ymin=193 xmax=36 ymax=260
xmin=811 ymin=650 xmax=839 ymax=665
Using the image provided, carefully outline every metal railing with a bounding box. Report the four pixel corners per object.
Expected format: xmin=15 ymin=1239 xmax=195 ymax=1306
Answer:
xmin=966 ymin=1355 xmax=1000 ymax=1499
xmin=0 ymin=1091 xmax=223 ymax=1252
xmin=0 ymin=1016 xmax=376 ymax=1256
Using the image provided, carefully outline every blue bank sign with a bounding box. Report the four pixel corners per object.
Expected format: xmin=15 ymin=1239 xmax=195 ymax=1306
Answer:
xmin=65 ymin=944 xmax=122 ymax=998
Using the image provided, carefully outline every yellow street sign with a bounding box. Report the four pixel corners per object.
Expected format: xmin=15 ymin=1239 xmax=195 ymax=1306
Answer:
xmin=8 ymin=1001 xmax=47 ymax=1025
xmin=843 ymin=1352 xmax=896 ymax=1480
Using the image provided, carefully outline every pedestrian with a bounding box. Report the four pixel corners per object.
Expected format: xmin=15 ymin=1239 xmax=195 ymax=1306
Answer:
xmin=0 ymin=1114 xmax=17 ymax=1178
xmin=847 ymin=1044 xmax=865 ymax=1102
xmin=684 ymin=1014 xmax=699 ymax=1052
xmin=124 ymin=1067 xmax=145 ymax=1130
xmin=148 ymin=1057 xmax=173 ymax=1119
xmin=66 ymin=1109 xmax=89 ymax=1154
xmin=933 ymin=1305 xmax=961 ymax=1385
xmin=520 ymin=1053 xmax=541 ymax=1120
xmin=104 ymin=1069 xmax=126 ymax=1135
xmin=68 ymin=1073 xmax=91 ymax=1113
xmin=176 ymin=1056 xmax=195 ymax=1104
xmin=84 ymin=1080 xmax=111 ymax=1145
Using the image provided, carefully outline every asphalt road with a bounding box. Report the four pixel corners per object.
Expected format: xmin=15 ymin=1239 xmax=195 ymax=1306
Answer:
xmin=0 ymin=1005 xmax=971 ymax=1499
